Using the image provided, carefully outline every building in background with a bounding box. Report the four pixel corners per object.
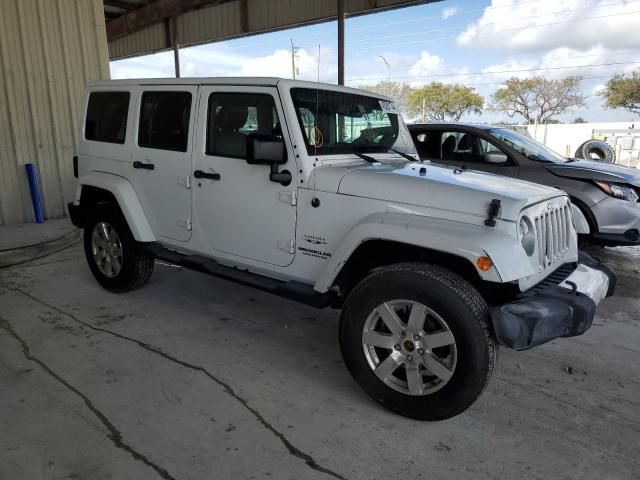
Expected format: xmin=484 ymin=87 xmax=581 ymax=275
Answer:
xmin=0 ymin=0 xmax=109 ymax=226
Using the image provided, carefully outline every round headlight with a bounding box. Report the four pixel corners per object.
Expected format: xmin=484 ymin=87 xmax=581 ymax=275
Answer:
xmin=519 ymin=216 xmax=536 ymax=256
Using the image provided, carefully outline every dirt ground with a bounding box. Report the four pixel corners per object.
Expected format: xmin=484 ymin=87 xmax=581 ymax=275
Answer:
xmin=1 ymin=241 xmax=638 ymax=480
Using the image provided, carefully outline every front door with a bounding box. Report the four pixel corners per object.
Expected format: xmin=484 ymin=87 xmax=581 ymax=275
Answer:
xmin=439 ymin=130 xmax=519 ymax=177
xmin=131 ymin=86 xmax=197 ymax=242
xmin=193 ymin=86 xmax=298 ymax=267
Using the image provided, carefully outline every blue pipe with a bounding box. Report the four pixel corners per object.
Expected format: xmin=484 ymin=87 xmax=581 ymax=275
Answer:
xmin=25 ymin=163 xmax=45 ymax=223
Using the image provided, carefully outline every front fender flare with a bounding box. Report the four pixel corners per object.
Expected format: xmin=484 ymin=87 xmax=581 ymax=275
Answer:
xmin=313 ymin=213 xmax=532 ymax=293
xmin=75 ymin=172 xmax=156 ymax=242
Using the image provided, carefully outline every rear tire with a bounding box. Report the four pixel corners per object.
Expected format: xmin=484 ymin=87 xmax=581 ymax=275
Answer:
xmin=84 ymin=206 xmax=154 ymax=293
xmin=339 ymin=262 xmax=496 ymax=421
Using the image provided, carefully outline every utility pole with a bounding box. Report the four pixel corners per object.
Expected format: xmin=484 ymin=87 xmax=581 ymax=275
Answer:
xmin=290 ymin=38 xmax=298 ymax=80
xmin=379 ymin=56 xmax=390 ymax=83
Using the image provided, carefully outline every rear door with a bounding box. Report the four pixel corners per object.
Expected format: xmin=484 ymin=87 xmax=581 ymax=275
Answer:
xmin=131 ymin=86 xmax=197 ymax=242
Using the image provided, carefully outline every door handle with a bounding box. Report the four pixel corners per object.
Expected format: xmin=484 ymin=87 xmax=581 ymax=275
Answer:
xmin=194 ymin=170 xmax=221 ymax=181
xmin=133 ymin=160 xmax=155 ymax=170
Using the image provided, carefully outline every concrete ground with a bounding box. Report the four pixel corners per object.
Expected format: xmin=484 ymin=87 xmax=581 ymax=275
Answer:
xmin=0 ymin=234 xmax=638 ymax=480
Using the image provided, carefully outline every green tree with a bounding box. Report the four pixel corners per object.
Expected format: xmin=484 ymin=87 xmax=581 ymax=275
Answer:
xmin=600 ymin=70 xmax=640 ymax=115
xmin=359 ymin=81 xmax=412 ymax=115
xmin=573 ymin=117 xmax=588 ymax=123
xmin=406 ymin=82 xmax=483 ymax=122
xmin=490 ymin=76 xmax=585 ymax=124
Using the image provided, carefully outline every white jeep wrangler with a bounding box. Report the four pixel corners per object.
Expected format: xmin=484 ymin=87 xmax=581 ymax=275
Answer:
xmin=68 ymin=78 xmax=615 ymax=420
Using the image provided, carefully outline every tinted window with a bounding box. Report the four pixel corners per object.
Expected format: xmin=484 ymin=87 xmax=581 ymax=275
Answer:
xmin=206 ymin=93 xmax=280 ymax=159
xmin=85 ymin=92 xmax=130 ymax=144
xmin=410 ymin=130 xmax=440 ymax=159
xmin=138 ymin=92 xmax=192 ymax=152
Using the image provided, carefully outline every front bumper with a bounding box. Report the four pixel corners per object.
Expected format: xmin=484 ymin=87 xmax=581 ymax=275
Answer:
xmin=591 ymin=195 xmax=640 ymax=246
xmin=490 ymin=252 xmax=616 ymax=351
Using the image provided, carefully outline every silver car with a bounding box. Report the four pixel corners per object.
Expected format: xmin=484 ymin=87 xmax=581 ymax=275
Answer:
xmin=409 ymin=123 xmax=640 ymax=248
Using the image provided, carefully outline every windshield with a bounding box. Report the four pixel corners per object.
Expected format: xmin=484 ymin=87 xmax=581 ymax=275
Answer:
xmin=489 ymin=128 xmax=569 ymax=163
xmin=290 ymin=88 xmax=416 ymax=157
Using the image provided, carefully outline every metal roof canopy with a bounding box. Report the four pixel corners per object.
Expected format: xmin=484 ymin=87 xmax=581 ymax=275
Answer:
xmin=105 ymin=0 xmax=441 ymax=63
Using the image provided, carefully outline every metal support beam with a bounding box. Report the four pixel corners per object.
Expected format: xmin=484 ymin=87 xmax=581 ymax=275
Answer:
xmin=107 ymin=0 xmax=226 ymax=42
xmin=239 ymin=0 xmax=249 ymax=33
xmin=337 ymin=0 xmax=345 ymax=85
xmin=173 ymin=18 xmax=181 ymax=78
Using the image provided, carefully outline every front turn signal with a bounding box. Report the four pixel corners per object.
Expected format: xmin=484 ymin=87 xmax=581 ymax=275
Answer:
xmin=476 ymin=256 xmax=493 ymax=271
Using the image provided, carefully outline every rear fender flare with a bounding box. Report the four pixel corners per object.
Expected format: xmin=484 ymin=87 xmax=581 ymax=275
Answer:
xmin=75 ymin=172 xmax=156 ymax=242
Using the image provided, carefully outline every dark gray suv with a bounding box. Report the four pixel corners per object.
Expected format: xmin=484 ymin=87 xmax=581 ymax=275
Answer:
xmin=408 ymin=123 xmax=640 ymax=247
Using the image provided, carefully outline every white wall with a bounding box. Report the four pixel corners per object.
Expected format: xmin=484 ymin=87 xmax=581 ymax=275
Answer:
xmin=520 ymin=122 xmax=640 ymax=167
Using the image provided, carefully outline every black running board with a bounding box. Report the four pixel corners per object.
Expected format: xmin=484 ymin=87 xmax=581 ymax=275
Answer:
xmin=140 ymin=243 xmax=335 ymax=308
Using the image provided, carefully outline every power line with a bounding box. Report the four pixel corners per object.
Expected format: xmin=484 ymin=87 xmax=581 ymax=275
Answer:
xmin=348 ymin=0 xmax=640 ymax=44
xmin=347 ymin=61 xmax=640 ymax=82
xmin=344 ymin=10 xmax=640 ymax=51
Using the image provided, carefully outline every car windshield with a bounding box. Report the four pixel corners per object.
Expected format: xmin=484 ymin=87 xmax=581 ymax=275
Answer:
xmin=290 ymin=87 xmax=416 ymax=157
xmin=489 ymin=128 xmax=569 ymax=163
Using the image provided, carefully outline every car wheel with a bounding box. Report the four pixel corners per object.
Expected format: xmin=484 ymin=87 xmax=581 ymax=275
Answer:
xmin=575 ymin=140 xmax=615 ymax=163
xmin=340 ymin=262 xmax=496 ymax=420
xmin=84 ymin=206 xmax=154 ymax=293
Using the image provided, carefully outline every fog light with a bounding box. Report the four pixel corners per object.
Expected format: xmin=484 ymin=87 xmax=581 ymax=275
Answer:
xmin=476 ymin=256 xmax=492 ymax=271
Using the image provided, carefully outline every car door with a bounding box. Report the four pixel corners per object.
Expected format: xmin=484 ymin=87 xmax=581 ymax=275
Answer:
xmin=131 ymin=86 xmax=197 ymax=242
xmin=193 ymin=86 xmax=298 ymax=267
xmin=438 ymin=129 xmax=519 ymax=178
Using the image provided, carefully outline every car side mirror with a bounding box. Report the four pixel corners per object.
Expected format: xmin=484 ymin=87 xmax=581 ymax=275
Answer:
xmin=246 ymin=134 xmax=286 ymax=165
xmin=246 ymin=134 xmax=291 ymax=186
xmin=485 ymin=151 xmax=508 ymax=165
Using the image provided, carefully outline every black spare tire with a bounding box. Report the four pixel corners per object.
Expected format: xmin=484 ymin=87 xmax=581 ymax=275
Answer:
xmin=575 ymin=140 xmax=615 ymax=163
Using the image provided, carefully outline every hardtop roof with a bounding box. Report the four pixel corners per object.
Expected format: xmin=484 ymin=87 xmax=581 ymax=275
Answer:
xmin=87 ymin=77 xmax=391 ymax=100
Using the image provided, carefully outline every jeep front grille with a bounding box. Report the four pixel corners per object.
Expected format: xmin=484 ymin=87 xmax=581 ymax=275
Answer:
xmin=534 ymin=204 xmax=571 ymax=271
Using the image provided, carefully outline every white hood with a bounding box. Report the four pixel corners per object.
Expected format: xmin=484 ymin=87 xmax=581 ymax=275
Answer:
xmin=311 ymin=161 xmax=565 ymax=221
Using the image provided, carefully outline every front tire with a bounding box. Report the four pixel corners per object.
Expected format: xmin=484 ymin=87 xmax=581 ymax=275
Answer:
xmin=84 ymin=206 xmax=154 ymax=293
xmin=339 ymin=262 xmax=496 ymax=420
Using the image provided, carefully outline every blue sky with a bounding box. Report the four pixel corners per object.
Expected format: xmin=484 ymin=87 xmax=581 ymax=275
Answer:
xmin=111 ymin=0 xmax=640 ymax=123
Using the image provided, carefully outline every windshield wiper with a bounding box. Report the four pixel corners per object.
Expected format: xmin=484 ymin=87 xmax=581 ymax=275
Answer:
xmin=351 ymin=151 xmax=381 ymax=164
xmin=388 ymin=148 xmax=420 ymax=163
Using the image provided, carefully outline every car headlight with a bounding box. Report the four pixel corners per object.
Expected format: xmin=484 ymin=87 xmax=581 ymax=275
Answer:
xmin=518 ymin=215 xmax=536 ymax=256
xmin=594 ymin=181 xmax=639 ymax=202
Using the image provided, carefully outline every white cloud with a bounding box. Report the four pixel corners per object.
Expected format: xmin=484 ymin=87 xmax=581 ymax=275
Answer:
xmin=457 ymin=0 xmax=640 ymax=52
xmin=406 ymin=51 xmax=470 ymax=85
xmin=442 ymin=6 xmax=459 ymax=20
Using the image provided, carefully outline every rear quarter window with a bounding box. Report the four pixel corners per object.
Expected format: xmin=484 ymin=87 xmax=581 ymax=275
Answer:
xmin=85 ymin=92 xmax=130 ymax=144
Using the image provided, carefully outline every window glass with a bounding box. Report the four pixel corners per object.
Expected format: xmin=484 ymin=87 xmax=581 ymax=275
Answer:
xmin=489 ymin=128 xmax=568 ymax=163
xmin=206 ymin=93 xmax=281 ymax=159
xmin=138 ymin=92 xmax=192 ymax=152
xmin=440 ymin=131 xmax=483 ymax=163
xmin=290 ymin=88 xmax=416 ymax=156
xmin=85 ymin=92 xmax=130 ymax=144
xmin=410 ymin=130 xmax=440 ymax=159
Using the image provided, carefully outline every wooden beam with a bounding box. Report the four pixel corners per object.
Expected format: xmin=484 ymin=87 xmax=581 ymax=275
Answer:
xmin=106 ymin=0 xmax=227 ymax=41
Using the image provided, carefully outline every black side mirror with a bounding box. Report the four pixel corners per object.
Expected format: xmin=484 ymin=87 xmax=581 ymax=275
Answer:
xmin=246 ymin=134 xmax=286 ymax=165
xmin=246 ymin=134 xmax=291 ymax=186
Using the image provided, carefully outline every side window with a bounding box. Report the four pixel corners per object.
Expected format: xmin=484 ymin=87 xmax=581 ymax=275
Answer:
xmin=206 ymin=93 xmax=280 ymax=159
xmin=138 ymin=91 xmax=192 ymax=152
xmin=441 ymin=131 xmax=483 ymax=163
xmin=85 ymin=92 xmax=130 ymax=144
xmin=411 ymin=130 xmax=439 ymax=159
